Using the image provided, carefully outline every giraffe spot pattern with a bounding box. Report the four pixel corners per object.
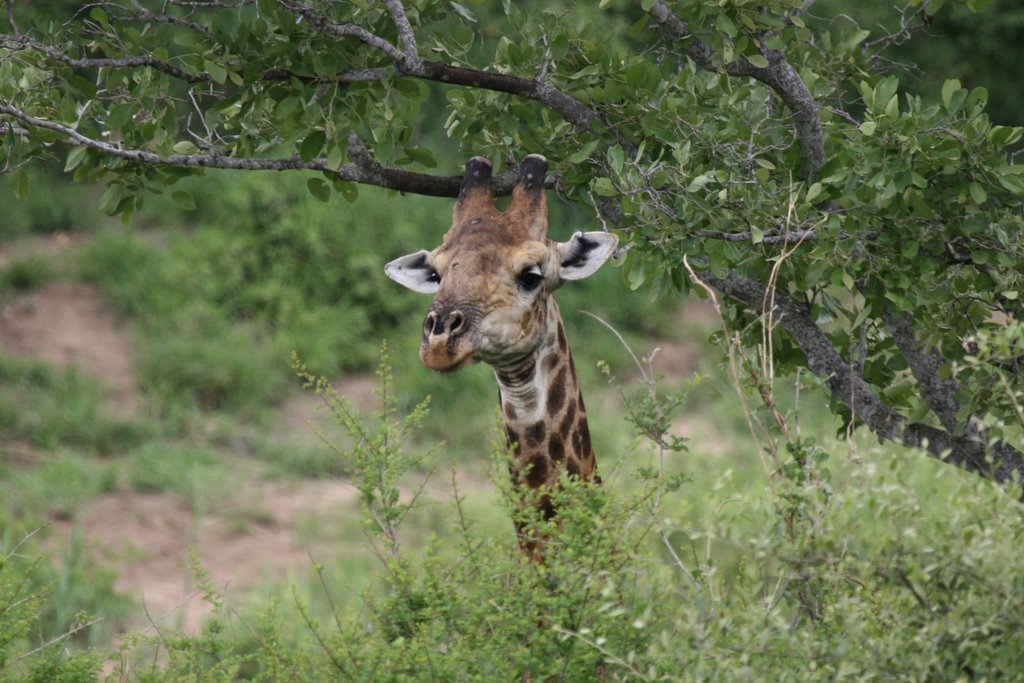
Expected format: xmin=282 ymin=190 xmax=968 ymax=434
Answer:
xmin=525 ymin=421 xmax=545 ymax=447
xmin=505 ymin=426 xmax=521 ymax=454
xmin=566 ymin=457 xmax=582 ymax=478
xmin=525 ymin=455 xmax=548 ymax=488
xmin=559 ymin=400 xmax=577 ymax=437
xmin=547 ymin=367 xmax=567 ymax=416
xmin=548 ymin=434 xmax=564 ymax=462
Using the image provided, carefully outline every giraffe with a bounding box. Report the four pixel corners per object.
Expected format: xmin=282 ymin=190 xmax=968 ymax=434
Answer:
xmin=384 ymin=154 xmax=618 ymax=558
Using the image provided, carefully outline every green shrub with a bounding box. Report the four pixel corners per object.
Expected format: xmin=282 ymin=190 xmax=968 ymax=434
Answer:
xmin=0 ymin=167 xmax=101 ymax=239
xmin=139 ymin=322 xmax=287 ymax=417
xmin=3 ymin=345 xmax=1024 ymax=681
xmin=0 ymin=356 xmax=152 ymax=455
xmin=2 ymin=451 xmax=116 ymax=521
xmin=127 ymin=442 xmax=227 ymax=503
xmin=1 ymin=522 xmax=127 ymax=681
xmin=0 ymin=255 xmax=53 ymax=292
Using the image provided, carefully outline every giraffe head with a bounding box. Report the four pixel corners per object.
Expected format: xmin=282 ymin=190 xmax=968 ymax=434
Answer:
xmin=385 ymin=155 xmax=618 ymax=372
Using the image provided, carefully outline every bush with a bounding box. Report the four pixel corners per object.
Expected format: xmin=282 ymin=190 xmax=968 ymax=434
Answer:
xmin=139 ymin=322 xmax=287 ymax=417
xmin=4 ymin=346 xmax=1024 ymax=681
xmin=0 ymin=522 xmax=127 ymax=681
xmin=0 ymin=255 xmax=53 ymax=292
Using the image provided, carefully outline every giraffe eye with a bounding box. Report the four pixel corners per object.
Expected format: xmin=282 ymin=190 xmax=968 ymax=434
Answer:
xmin=427 ymin=268 xmax=441 ymax=284
xmin=517 ymin=265 xmax=544 ymax=292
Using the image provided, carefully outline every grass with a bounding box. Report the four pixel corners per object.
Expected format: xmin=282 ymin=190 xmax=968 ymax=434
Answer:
xmin=0 ymin=356 xmax=153 ymax=456
xmin=0 ymin=254 xmax=54 ymax=292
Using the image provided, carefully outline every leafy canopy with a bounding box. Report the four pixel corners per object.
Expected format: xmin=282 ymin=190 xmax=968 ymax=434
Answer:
xmin=1 ymin=0 xmax=1022 ymax=483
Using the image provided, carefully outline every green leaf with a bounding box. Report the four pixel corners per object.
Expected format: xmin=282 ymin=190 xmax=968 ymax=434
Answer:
xmin=307 ymin=177 xmax=330 ymax=202
xmin=89 ymin=7 xmax=109 ymax=28
xmin=997 ymin=173 xmax=1024 ymax=195
xmin=852 ymin=305 xmax=871 ymax=330
xmin=625 ymin=258 xmax=647 ymax=290
xmin=9 ymin=168 xmax=28 ymax=200
xmin=970 ymin=250 xmax=991 ymax=265
xmin=842 ymin=29 xmax=871 ymax=52
xmin=859 ymin=121 xmax=877 ymax=137
xmin=969 ymin=182 xmax=987 ymax=205
xmin=172 ymin=190 xmax=196 ymax=211
xmin=405 ymin=146 xmax=437 ymax=168
xmin=717 ymin=14 xmax=737 ymax=38
xmin=941 ymin=78 xmax=961 ymax=109
xmin=275 ymin=96 xmax=300 ymax=119
xmin=884 ymin=94 xmax=899 ymax=119
xmin=99 ymin=183 xmax=124 ymax=215
xmin=592 ymin=177 xmax=616 ymax=197
xmin=204 ymin=60 xmax=227 ymax=85
xmin=451 ymin=2 xmax=477 ymax=22
xmin=64 ymin=146 xmax=88 ymax=172
xmin=874 ymin=77 xmax=899 ymax=111
xmin=607 ymin=145 xmax=625 ymax=174
xmin=334 ymin=180 xmax=359 ymax=203
xmin=751 ymin=226 xmax=764 ymax=244
xmin=901 ymin=241 xmax=919 ymax=258
xmin=394 ymin=79 xmax=428 ymax=101
xmin=172 ymin=141 xmax=199 ymax=155
xmin=746 ymin=54 xmax=769 ymax=69
xmin=805 ymin=182 xmax=822 ymax=203
xmin=687 ymin=174 xmax=711 ymax=192
xmin=299 ymin=130 xmax=326 ymax=162
xmin=569 ymin=140 xmax=599 ymax=164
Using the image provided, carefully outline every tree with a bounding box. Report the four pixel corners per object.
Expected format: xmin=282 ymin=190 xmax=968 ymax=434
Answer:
xmin=1 ymin=0 xmax=1022 ymax=486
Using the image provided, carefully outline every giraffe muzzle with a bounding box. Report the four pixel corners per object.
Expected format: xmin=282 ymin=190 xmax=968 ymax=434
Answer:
xmin=420 ymin=305 xmax=478 ymax=372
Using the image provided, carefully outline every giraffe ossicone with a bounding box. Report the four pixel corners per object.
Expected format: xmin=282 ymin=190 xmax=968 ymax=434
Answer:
xmin=384 ymin=154 xmax=618 ymax=556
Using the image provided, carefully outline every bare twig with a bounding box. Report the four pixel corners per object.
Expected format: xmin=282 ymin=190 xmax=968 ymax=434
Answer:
xmin=0 ymin=32 xmax=209 ymax=83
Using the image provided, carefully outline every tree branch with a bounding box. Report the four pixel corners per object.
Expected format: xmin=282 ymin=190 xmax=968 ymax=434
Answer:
xmin=6 ymin=0 xmax=626 ymax=159
xmin=276 ymin=0 xmax=410 ymax=65
xmin=642 ymin=0 xmax=825 ymax=178
xmin=879 ymin=309 xmax=1022 ymax=486
xmin=0 ymin=104 xmax=538 ymax=198
xmin=0 ymin=32 xmax=209 ymax=83
xmin=414 ymin=61 xmax=599 ymax=136
xmin=882 ymin=309 xmax=965 ymax=435
xmin=693 ymin=227 xmax=848 ymax=244
xmin=697 ymin=269 xmax=1024 ymax=486
xmin=383 ymin=0 xmax=421 ymax=68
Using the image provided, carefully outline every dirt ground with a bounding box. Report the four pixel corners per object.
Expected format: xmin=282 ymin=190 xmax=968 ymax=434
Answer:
xmin=0 ymin=235 xmax=367 ymax=631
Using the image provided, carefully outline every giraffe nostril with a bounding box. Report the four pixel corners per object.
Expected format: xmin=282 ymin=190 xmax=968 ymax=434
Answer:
xmin=447 ymin=311 xmax=465 ymax=336
xmin=424 ymin=312 xmax=438 ymax=337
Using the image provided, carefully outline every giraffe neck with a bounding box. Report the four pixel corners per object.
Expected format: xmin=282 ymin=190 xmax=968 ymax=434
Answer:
xmin=494 ymin=298 xmax=597 ymax=495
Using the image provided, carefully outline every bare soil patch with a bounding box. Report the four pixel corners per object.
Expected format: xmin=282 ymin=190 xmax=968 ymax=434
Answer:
xmin=51 ymin=479 xmax=360 ymax=633
xmin=1 ymin=280 xmax=139 ymax=411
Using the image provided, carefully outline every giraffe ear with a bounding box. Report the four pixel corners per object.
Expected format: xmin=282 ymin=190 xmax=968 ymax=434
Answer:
xmin=384 ymin=250 xmax=440 ymax=294
xmin=557 ymin=231 xmax=619 ymax=281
